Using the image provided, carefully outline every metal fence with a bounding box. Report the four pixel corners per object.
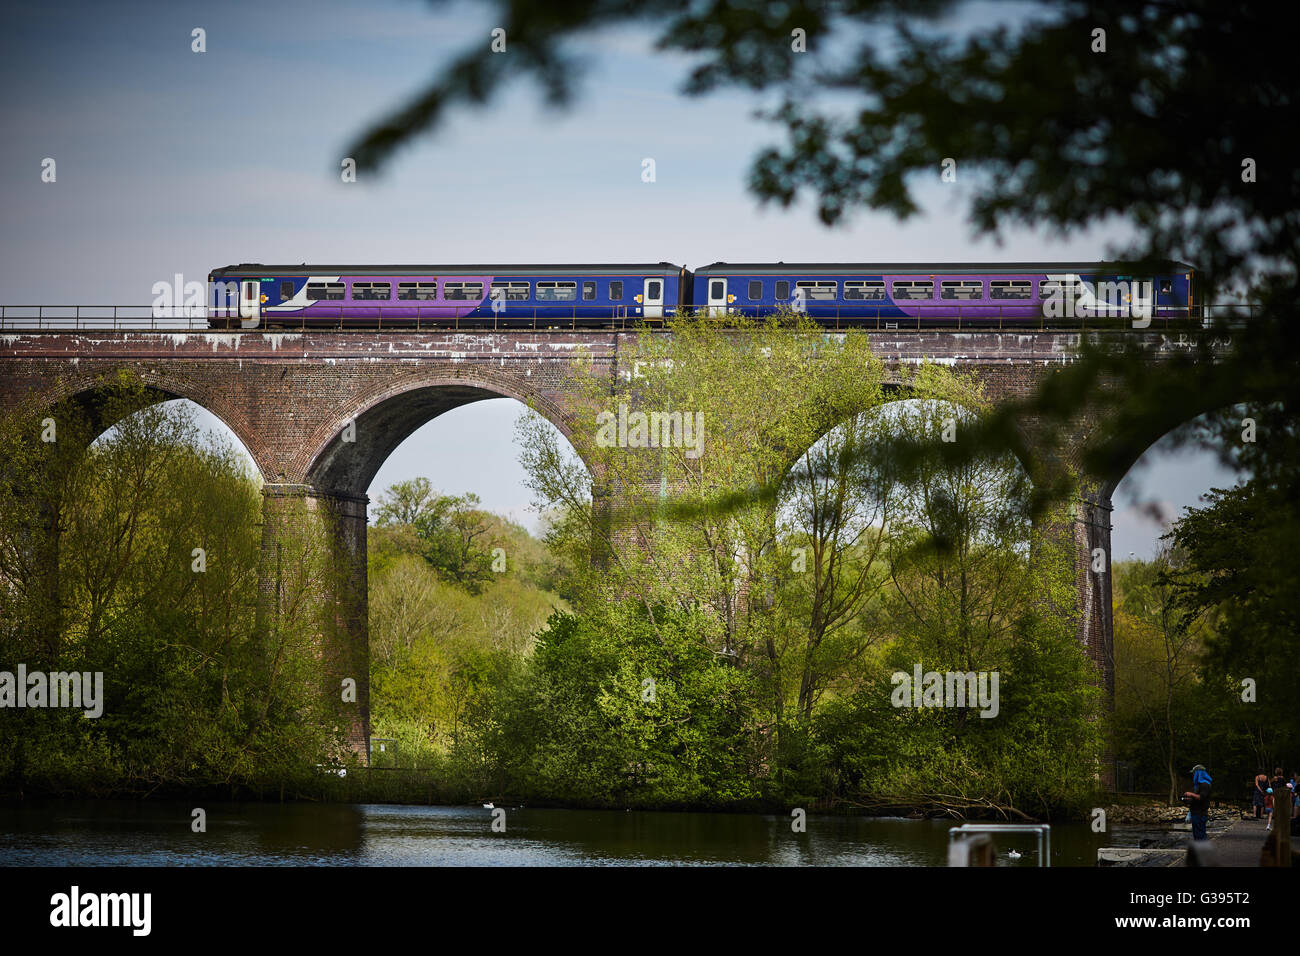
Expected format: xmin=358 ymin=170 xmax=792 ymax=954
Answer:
xmin=0 ymin=303 xmax=1263 ymax=333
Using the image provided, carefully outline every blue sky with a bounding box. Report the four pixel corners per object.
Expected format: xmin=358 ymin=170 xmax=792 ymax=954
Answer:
xmin=2 ymin=0 xmax=1239 ymax=556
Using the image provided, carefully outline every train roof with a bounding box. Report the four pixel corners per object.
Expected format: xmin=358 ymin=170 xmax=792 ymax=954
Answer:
xmin=211 ymin=263 xmax=684 ymax=276
xmin=695 ymin=261 xmax=1196 ymax=273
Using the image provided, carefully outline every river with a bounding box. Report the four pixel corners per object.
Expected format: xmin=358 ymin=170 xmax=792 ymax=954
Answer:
xmin=0 ymin=800 xmax=1125 ymax=866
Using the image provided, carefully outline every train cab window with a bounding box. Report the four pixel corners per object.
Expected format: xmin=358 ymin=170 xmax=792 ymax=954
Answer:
xmin=891 ymin=280 xmax=934 ymax=300
xmin=537 ymin=281 xmax=577 ymax=301
xmin=306 ymin=282 xmax=345 ymax=300
xmin=795 ymin=280 xmax=837 ymax=300
xmin=775 ymin=280 xmax=791 ymax=299
xmin=1159 ymin=280 xmax=1172 ymax=295
xmin=583 ymin=281 xmax=597 ymax=301
xmin=398 ymin=281 xmax=438 ymax=300
xmin=941 ymin=280 xmax=984 ymax=300
xmin=280 ymin=281 xmax=294 ymax=300
xmin=490 ymin=281 xmax=530 ymax=301
xmin=352 ymin=281 xmax=391 ymax=300
xmin=710 ymin=279 xmax=726 ymax=300
xmin=609 ymin=281 xmax=623 ymax=300
xmin=990 ymin=280 xmax=1032 ymax=300
xmin=443 ymin=281 xmax=484 ymax=300
xmin=748 ymin=280 xmax=763 ymax=300
xmin=844 ymin=281 xmax=886 ymax=300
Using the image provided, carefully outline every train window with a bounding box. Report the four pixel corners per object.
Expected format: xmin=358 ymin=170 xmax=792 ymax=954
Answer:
xmin=306 ymin=282 xmax=345 ymax=300
xmin=748 ymin=280 xmax=762 ymax=300
xmin=609 ymin=281 xmax=623 ymax=300
xmin=795 ymin=280 xmax=837 ymax=300
xmin=646 ymin=280 xmax=662 ymax=300
xmin=397 ymin=282 xmax=438 ymax=300
xmin=490 ymin=281 xmax=530 ymax=301
xmin=843 ymin=281 xmax=886 ymax=300
xmin=1159 ymin=280 xmax=1172 ymax=295
xmin=352 ymin=281 xmax=391 ymax=300
xmin=280 ymin=281 xmax=294 ymax=300
xmin=941 ymin=280 xmax=984 ymax=300
xmin=775 ymin=280 xmax=790 ymax=299
xmin=537 ymin=281 xmax=577 ymax=302
xmin=990 ymin=280 xmax=1032 ymax=300
xmin=710 ymin=279 xmax=726 ymax=300
xmin=891 ymin=280 xmax=934 ymax=299
xmin=1039 ymin=279 xmax=1082 ymax=299
xmin=443 ymin=281 xmax=484 ymax=300
xmin=583 ymin=281 xmax=597 ymax=301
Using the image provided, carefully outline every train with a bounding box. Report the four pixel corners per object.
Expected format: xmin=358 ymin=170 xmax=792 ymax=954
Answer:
xmin=206 ymin=261 xmax=1196 ymax=329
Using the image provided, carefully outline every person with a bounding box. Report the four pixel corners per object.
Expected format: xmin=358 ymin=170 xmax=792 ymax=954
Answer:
xmin=1253 ymin=769 xmax=1270 ymax=819
xmin=1266 ymin=767 xmax=1286 ymax=832
xmin=1183 ymin=764 xmax=1213 ymax=841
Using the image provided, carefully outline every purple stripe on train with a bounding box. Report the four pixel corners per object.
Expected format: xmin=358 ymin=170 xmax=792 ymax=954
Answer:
xmin=277 ymin=276 xmax=494 ymax=320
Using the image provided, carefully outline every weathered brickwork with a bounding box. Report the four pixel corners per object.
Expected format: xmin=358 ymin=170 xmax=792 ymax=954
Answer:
xmin=0 ymin=329 xmax=1215 ymax=778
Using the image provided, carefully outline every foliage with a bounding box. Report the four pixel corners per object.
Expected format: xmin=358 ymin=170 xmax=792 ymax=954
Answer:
xmin=0 ymin=382 xmax=344 ymax=796
xmin=509 ymin=315 xmax=1104 ymax=813
xmin=459 ymin=605 xmax=763 ymax=808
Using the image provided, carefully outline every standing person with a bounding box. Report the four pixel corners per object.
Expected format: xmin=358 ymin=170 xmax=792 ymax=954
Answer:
xmin=1267 ymin=767 xmax=1286 ymax=832
xmin=1183 ymin=764 xmax=1213 ymax=842
xmin=1254 ymin=769 xmax=1270 ymax=819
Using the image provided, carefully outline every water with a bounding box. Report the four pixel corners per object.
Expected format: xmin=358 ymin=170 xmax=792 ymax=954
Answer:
xmin=0 ymin=801 xmax=1115 ymax=866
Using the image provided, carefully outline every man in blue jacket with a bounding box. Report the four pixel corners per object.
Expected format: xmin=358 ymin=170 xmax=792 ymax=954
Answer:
xmin=1183 ymin=764 xmax=1213 ymax=841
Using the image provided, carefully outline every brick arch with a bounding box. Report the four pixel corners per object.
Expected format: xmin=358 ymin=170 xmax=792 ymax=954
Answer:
xmin=777 ymin=378 xmax=1029 ymax=486
xmin=1091 ymin=399 xmax=1246 ymax=505
xmin=20 ymin=364 xmax=268 ymax=474
xmin=301 ymin=370 xmax=591 ymax=498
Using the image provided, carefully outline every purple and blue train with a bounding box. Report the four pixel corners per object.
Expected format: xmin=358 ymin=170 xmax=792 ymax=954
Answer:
xmin=207 ymin=261 xmax=1196 ymax=329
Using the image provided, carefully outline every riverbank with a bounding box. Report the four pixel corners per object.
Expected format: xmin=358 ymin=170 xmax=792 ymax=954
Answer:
xmin=1 ymin=770 xmax=1200 ymax=824
xmin=1097 ymin=809 xmax=1297 ymax=866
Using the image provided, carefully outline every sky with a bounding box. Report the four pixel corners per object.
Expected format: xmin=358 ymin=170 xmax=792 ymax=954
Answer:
xmin=1 ymin=0 xmax=1241 ymax=557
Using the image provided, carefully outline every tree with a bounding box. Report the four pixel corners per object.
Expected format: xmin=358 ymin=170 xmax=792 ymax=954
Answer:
xmin=349 ymin=2 xmax=1293 ymax=286
xmin=1164 ymin=483 xmax=1300 ymax=777
xmin=351 ymin=0 xmax=1299 ymax=803
xmin=373 ymin=477 xmax=437 ymax=527
xmin=0 ymin=387 xmax=341 ymax=795
xmin=349 ymin=0 xmax=1300 ymax=560
xmin=1112 ymin=548 xmax=1210 ymax=803
xmin=374 ymin=481 xmax=500 ymax=594
xmin=777 ymin=404 xmax=895 ymax=723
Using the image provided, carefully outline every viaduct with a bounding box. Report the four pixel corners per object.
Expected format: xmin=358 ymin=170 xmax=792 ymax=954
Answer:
xmin=0 ymin=328 xmax=1216 ymax=776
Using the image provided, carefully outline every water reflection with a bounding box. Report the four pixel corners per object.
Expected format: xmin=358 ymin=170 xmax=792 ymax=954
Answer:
xmin=0 ymin=802 xmax=1109 ymax=866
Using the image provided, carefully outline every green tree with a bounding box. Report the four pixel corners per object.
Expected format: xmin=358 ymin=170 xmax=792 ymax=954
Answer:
xmin=0 ymin=387 xmax=343 ymax=795
xmin=1165 ymin=484 xmax=1300 ymax=778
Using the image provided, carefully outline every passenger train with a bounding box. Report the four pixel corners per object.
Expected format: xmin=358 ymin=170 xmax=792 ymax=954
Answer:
xmin=207 ymin=261 xmax=1195 ymax=329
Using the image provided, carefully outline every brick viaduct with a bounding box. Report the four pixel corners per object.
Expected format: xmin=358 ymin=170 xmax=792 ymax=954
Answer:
xmin=0 ymin=328 xmax=1218 ymax=776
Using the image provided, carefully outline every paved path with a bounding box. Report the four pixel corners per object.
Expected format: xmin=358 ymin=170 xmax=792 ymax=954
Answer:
xmin=1201 ymin=816 xmax=1296 ymax=866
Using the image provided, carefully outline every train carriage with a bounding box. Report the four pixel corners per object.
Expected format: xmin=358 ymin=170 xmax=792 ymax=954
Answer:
xmin=207 ymin=263 xmax=690 ymax=329
xmin=691 ymin=261 xmax=1195 ymax=326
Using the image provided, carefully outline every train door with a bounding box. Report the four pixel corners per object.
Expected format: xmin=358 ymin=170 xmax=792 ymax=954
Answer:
xmin=643 ymin=277 xmax=664 ymax=319
xmin=239 ymin=279 xmax=261 ymax=328
xmin=707 ymin=277 xmax=728 ymax=316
